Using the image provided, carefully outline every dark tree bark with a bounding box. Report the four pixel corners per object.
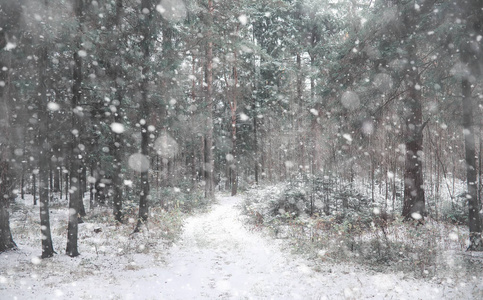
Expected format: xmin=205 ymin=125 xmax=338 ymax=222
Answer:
xmin=37 ymin=43 xmax=55 ymax=258
xmin=230 ymin=32 xmax=238 ymax=196
xmin=20 ymin=132 xmax=27 ymax=200
xmin=32 ymin=173 xmax=37 ymax=205
xmin=204 ymin=0 xmax=215 ymax=199
xmin=134 ymin=0 xmax=153 ymax=233
xmin=460 ymin=0 xmax=483 ymax=250
xmin=53 ymin=164 xmax=60 ymax=193
xmin=252 ymin=84 xmax=259 ymax=185
xmin=0 ymin=160 xmax=16 ymax=253
xmin=0 ymin=0 xmax=21 ymax=253
xmin=462 ymin=76 xmax=482 ymax=250
xmin=64 ymin=170 xmax=69 ymax=201
xmin=111 ymin=0 xmax=124 ymax=224
xmin=396 ymin=1 xmax=436 ymax=221
xmin=66 ymin=0 xmax=84 ymax=257
xmin=78 ymin=166 xmax=86 ymax=217
xmin=69 ymin=166 xmax=86 ymax=222
xmin=401 ymin=72 xmax=426 ymax=220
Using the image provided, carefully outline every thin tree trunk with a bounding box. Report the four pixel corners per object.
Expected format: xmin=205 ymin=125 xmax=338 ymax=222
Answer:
xmin=371 ymin=155 xmax=375 ymax=203
xmin=53 ymin=164 xmax=60 ymax=193
xmin=230 ymin=31 xmax=238 ymax=196
xmin=436 ymin=137 xmax=440 ymax=220
xmin=191 ymin=56 xmax=197 ymax=186
xmin=49 ymin=160 xmax=53 ymax=200
xmin=59 ymin=167 xmax=63 ymax=200
xmin=89 ymin=180 xmax=94 ymax=210
xmin=111 ymin=0 xmax=124 ymax=224
xmin=21 ymin=162 xmax=25 ymax=200
xmin=296 ymin=53 xmax=304 ymax=170
xmin=479 ymin=112 xmax=482 ymax=212
xmin=78 ymin=166 xmax=86 ymax=217
xmin=65 ymin=171 xmax=69 ymax=201
xmin=252 ymin=43 xmax=259 ymax=185
xmin=21 ymin=132 xmax=27 ymax=200
xmin=33 ymin=173 xmax=37 ymax=205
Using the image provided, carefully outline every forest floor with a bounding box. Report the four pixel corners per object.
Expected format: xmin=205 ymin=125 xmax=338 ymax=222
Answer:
xmin=1 ymin=194 xmax=482 ymax=299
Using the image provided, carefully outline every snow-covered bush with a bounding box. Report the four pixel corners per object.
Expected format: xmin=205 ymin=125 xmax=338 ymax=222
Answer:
xmin=243 ymin=183 xmax=476 ymax=279
xmin=243 ymin=183 xmax=285 ymax=224
xmin=440 ymin=199 xmax=468 ymax=225
xmin=270 ymin=182 xmax=310 ymax=218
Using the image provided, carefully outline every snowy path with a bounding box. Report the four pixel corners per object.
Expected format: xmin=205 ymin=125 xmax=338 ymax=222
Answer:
xmin=87 ymin=195 xmax=476 ymax=299
xmin=1 ymin=195 xmax=480 ymax=299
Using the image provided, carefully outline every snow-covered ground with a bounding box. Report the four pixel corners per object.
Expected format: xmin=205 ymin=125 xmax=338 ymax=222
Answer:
xmin=1 ymin=195 xmax=482 ymax=299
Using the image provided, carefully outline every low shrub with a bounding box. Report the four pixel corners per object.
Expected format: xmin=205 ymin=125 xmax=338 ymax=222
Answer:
xmin=440 ymin=201 xmax=468 ymax=225
xmin=243 ymin=182 xmax=472 ymax=279
xmin=151 ymin=184 xmax=205 ymax=213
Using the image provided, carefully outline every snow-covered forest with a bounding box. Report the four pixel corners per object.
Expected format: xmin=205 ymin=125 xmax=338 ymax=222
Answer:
xmin=1 ymin=0 xmax=483 ymax=298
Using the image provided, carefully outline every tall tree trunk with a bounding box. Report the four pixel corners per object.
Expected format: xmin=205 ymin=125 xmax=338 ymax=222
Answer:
xmin=53 ymin=164 xmax=60 ymax=193
xmin=0 ymin=71 xmax=16 ymax=252
xmin=0 ymin=0 xmax=20 ymax=252
xmin=59 ymin=167 xmax=62 ymax=200
xmin=253 ymin=96 xmax=259 ymax=185
xmin=461 ymin=0 xmax=483 ymax=251
xmin=37 ymin=43 xmax=55 ymax=258
xmin=49 ymin=160 xmax=53 ymax=199
xmin=190 ymin=56 xmax=197 ymax=186
xmin=479 ymin=122 xmax=482 ymax=211
xmin=64 ymin=170 xmax=69 ymax=201
xmin=296 ymin=53 xmax=304 ymax=170
xmin=112 ymin=84 xmax=123 ymax=223
xmin=399 ymin=6 xmax=427 ymax=220
xmin=20 ymin=130 xmax=28 ymax=200
xmin=66 ymin=0 xmax=83 ymax=257
xmin=33 ymin=173 xmax=37 ymax=205
xmin=204 ymin=0 xmax=215 ymax=199
xmin=0 ymin=161 xmax=16 ymax=253
xmin=111 ymin=0 xmax=124 ymax=224
xmin=134 ymin=0 xmax=153 ymax=232
xmin=462 ymin=76 xmax=482 ymax=250
xmin=401 ymin=83 xmax=426 ymax=220
xmin=78 ymin=166 xmax=86 ymax=216
xmin=230 ymin=32 xmax=238 ymax=196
